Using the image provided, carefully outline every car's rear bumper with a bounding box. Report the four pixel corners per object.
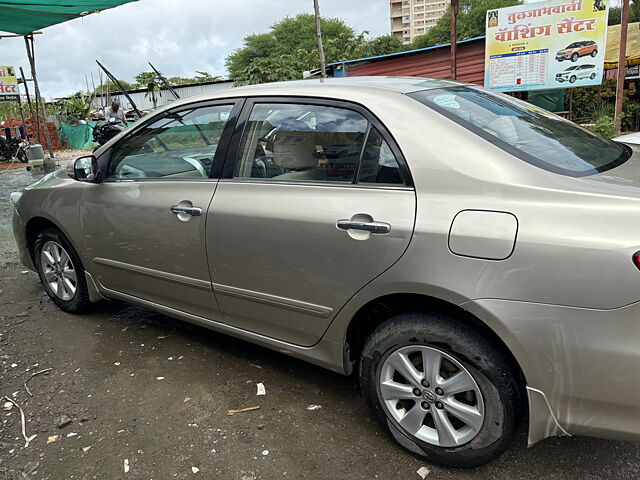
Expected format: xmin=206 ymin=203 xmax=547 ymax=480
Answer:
xmin=464 ymin=298 xmax=640 ymax=444
xmin=12 ymin=209 xmax=34 ymax=271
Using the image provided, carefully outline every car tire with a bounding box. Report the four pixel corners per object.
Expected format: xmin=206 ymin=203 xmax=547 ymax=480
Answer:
xmin=591 ymin=50 xmax=598 ymax=57
xmin=590 ymin=73 xmax=596 ymax=80
xmin=34 ymin=227 xmax=91 ymax=313
xmin=359 ymin=312 xmax=525 ymax=468
xmin=571 ymin=53 xmax=578 ymax=62
xmin=569 ymin=75 xmax=577 ymax=83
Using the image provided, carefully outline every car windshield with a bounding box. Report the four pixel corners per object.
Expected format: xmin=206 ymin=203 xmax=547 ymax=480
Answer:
xmin=567 ymin=43 xmax=580 ymax=48
xmin=409 ymin=86 xmax=631 ymax=177
xmin=565 ymin=66 xmax=579 ymax=71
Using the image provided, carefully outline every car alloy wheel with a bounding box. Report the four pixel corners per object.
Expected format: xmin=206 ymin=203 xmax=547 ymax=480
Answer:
xmin=379 ymin=345 xmax=484 ymax=447
xmin=570 ymin=75 xmax=577 ymax=83
xmin=571 ymin=53 xmax=578 ymax=62
xmin=40 ymin=240 xmax=77 ymax=301
xmin=590 ymin=73 xmax=596 ymax=79
xmin=592 ymin=50 xmax=598 ymax=57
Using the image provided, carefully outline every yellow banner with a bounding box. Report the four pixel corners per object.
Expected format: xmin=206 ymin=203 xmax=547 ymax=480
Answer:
xmin=0 ymin=65 xmax=19 ymax=102
xmin=485 ymin=0 xmax=609 ymax=91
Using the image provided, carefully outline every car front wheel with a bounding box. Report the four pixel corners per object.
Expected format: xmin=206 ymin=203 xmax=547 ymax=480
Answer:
xmin=569 ymin=75 xmax=577 ymax=83
xmin=34 ymin=227 xmax=91 ymax=313
xmin=359 ymin=312 xmax=524 ymax=468
xmin=571 ymin=53 xmax=579 ymax=61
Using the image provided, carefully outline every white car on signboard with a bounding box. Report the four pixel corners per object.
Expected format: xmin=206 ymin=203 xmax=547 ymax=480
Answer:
xmin=555 ymin=64 xmax=598 ymax=83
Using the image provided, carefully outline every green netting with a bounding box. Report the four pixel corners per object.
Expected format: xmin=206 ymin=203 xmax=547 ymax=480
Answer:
xmin=0 ymin=1 xmax=138 ymax=35
xmin=59 ymin=122 xmax=97 ymax=150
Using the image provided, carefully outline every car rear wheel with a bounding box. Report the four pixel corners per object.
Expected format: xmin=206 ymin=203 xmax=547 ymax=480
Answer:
xmin=569 ymin=75 xmax=577 ymax=83
xmin=590 ymin=73 xmax=596 ymax=80
xmin=591 ymin=49 xmax=598 ymax=57
xmin=34 ymin=227 xmax=91 ymax=313
xmin=571 ymin=53 xmax=578 ymax=62
xmin=359 ymin=312 xmax=524 ymax=468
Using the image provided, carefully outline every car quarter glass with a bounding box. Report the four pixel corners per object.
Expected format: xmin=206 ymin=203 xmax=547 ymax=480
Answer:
xmin=107 ymin=104 xmax=234 ymax=179
xmin=408 ymin=86 xmax=631 ymax=177
xmin=234 ymin=103 xmax=367 ymax=183
xmin=358 ymin=127 xmax=404 ymax=185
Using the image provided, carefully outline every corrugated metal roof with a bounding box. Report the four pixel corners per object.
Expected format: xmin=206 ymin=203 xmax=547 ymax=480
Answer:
xmin=329 ymin=35 xmax=486 ymax=66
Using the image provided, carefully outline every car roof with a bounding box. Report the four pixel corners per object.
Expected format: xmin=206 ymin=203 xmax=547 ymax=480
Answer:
xmin=245 ymin=76 xmax=465 ymax=94
xmin=147 ymin=76 xmax=469 ymax=117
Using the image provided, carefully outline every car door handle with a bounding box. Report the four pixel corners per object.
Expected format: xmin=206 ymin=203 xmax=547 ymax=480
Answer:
xmin=170 ymin=205 xmax=203 ymax=216
xmin=336 ymin=220 xmax=391 ymax=234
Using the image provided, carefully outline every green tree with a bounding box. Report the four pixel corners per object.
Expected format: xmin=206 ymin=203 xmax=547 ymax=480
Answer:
xmin=135 ymin=71 xmax=162 ymax=109
xmin=367 ymin=35 xmax=406 ymax=57
xmin=609 ymin=1 xmax=640 ymax=25
xmin=411 ymin=0 xmax=522 ymax=49
xmin=92 ymin=79 xmax=133 ymax=95
xmin=226 ymin=13 xmax=371 ymax=84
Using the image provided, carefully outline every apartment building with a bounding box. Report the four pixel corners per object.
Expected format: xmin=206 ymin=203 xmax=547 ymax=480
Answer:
xmin=390 ymin=0 xmax=451 ymax=45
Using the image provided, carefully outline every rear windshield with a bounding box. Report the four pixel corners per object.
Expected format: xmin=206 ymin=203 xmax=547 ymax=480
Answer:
xmin=408 ymin=87 xmax=631 ymax=177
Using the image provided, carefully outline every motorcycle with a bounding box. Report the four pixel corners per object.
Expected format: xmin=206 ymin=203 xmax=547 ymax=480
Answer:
xmin=82 ymin=118 xmax=126 ymax=148
xmin=0 ymin=122 xmax=28 ymax=163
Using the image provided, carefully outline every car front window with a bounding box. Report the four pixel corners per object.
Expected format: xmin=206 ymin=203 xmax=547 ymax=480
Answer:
xmin=408 ymin=87 xmax=631 ymax=177
xmin=107 ymin=104 xmax=234 ymax=179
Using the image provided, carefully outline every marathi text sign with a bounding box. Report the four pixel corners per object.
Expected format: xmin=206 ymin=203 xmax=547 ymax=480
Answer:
xmin=485 ymin=0 xmax=609 ymax=92
xmin=0 ymin=65 xmax=19 ymax=102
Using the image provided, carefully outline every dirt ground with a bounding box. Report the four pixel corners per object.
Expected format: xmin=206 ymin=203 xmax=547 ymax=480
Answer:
xmin=1 ymin=157 xmax=640 ymax=480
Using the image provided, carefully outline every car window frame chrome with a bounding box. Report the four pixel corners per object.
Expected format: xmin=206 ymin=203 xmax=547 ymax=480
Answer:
xmin=98 ymin=98 xmax=246 ymax=184
xmin=219 ymin=95 xmax=414 ymax=188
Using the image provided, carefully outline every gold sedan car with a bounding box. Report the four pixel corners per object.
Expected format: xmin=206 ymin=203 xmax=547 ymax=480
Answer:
xmin=11 ymin=77 xmax=640 ymax=467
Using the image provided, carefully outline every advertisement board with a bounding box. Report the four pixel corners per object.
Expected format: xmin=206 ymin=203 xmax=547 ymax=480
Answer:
xmin=485 ymin=0 xmax=609 ymax=92
xmin=0 ymin=65 xmax=19 ymax=102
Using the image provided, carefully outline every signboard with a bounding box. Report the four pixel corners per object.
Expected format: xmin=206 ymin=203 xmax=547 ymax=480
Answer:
xmin=485 ymin=0 xmax=609 ymax=92
xmin=625 ymin=64 xmax=640 ymax=79
xmin=0 ymin=65 xmax=19 ymax=102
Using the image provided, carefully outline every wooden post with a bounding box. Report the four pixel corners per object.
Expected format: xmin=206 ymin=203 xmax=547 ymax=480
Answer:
xmin=450 ymin=0 xmax=459 ymax=80
xmin=313 ymin=0 xmax=327 ymax=78
xmin=19 ymin=67 xmax=37 ymax=143
xmin=24 ymin=35 xmax=54 ymax=159
xmin=615 ymin=0 xmax=630 ymax=134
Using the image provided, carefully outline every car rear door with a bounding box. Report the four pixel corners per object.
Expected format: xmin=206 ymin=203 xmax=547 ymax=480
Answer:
xmin=206 ymin=98 xmax=416 ymax=346
xmin=80 ymin=99 xmax=243 ymax=318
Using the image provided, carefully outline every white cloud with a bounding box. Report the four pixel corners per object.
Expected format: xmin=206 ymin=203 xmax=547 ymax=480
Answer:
xmin=0 ymin=0 xmax=390 ymax=98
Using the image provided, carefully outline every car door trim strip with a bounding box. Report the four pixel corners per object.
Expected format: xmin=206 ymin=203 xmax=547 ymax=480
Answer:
xmin=92 ymin=257 xmax=212 ymax=290
xmin=212 ymin=283 xmax=333 ymax=318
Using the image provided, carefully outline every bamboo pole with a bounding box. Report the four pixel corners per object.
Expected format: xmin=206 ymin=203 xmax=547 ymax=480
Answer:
xmin=614 ymin=0 xmax=630 ymax=134
xmin=313 ymin=0 xmax=327 ymax=78
xmin=450 ymin=0 xmax=459 ymax=80
xmin=24 ymin=34 xmax=54 ymax=159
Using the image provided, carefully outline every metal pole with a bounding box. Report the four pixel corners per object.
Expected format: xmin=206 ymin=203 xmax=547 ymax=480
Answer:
xmin=96 ymin=60 xmax=143 ymax=118
xmin=615 ymin=0 xmax=630 ymax=134
xmin=450 ymin=0 xmax=459 ymax=80
xmin=149 ymin=62 xmax=180 ymax=99
xmin=24 ymin=35 xmax=54 ymax=159
xmin=313 ymin=0 xmax=327 ymax=78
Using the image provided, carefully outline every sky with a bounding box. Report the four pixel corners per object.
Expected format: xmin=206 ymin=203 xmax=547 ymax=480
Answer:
xmin=0 ymin=0 xmax=621 ymax=99
xmin=0 ymin=0 xmax=391 ymax=99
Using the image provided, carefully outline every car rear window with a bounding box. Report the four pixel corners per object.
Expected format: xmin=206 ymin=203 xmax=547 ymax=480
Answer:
xmin=408 ymin=86 xmax=631 ymax=177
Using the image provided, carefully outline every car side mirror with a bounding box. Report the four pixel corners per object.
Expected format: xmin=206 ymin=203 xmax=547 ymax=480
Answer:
xmin=74 ymin=155 xmax=98 ymax=182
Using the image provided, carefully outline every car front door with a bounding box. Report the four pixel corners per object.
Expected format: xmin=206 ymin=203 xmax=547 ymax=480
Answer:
xmin=80 ymin=99 xmax=242 ymax=318
xmin=206 ymin=99 xmax=416 ymax=346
